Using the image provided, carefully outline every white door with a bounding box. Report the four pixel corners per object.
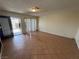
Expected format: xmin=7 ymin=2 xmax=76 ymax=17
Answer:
xmin=75 ymin=29 xmax=79 ymax=48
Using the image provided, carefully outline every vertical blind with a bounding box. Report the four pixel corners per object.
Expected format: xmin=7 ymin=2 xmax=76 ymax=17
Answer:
xmin=25 ymin=18 xmax=37 ymax=32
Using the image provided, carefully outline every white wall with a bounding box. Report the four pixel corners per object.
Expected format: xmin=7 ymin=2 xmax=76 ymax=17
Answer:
xmin=0 ymin=10 xmax=34 ymax=18
xmin=39 ymin=10 xmax=79 ymax=38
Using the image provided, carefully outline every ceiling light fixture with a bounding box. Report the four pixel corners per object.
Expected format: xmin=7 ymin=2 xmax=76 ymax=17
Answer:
xmin=31 ymin=6 xmax=40 ymax=12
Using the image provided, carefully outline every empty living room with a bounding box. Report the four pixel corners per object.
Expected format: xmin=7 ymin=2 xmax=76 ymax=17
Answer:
xmin=0 ymin=0 xmax=79 ymax=59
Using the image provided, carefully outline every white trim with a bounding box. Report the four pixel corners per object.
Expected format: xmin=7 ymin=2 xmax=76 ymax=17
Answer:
xmin=0 ymin=38 xmax=3 ymax=59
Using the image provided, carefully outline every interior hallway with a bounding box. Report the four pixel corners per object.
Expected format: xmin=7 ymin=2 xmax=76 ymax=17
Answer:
xmin=2 ymin=32 xmax=79 ymax=59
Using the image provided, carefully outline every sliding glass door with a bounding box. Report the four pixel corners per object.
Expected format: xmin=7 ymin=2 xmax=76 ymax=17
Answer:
xmin=11 ymin=17 xmax=22 ymax=35
xmin=25 ymin=18 xmax=37 ymax=32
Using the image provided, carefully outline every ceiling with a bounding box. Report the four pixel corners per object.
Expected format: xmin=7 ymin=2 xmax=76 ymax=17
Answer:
xmin=0 ymin=0 xmax=79 ymax=15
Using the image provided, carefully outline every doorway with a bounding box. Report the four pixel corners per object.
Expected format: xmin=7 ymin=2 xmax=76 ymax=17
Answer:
xmin=11 ymin=17 xmax=22 ymax=36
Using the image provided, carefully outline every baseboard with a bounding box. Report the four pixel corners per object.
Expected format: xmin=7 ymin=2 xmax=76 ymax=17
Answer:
xmin=39 ymin=31 xmax=74 ymax=40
